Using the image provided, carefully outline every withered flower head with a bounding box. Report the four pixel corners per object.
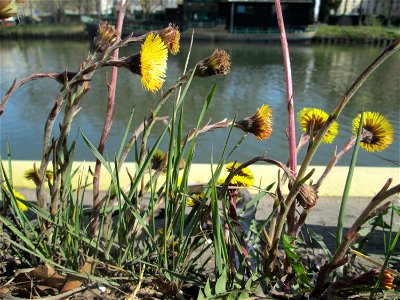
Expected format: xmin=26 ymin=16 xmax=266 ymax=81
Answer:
xmin=296 ymin=184 xmax=318 ymax=209
xmin=157 ymin=24 xmax=180 ymax=55
xmin=195 ymin=49 xmax=231 ymax=77
xmin=235 ymin=104 xmax=273 ymax=141
xmin=298 ymin=107 xmax=338 ymax=144
xmin=94 ymin=21 xmax=119 ymax=51
xmin=0 ymin=0 xmax=24 ymax=19
xmin=352 ymin=112 xmax=394 ymax=152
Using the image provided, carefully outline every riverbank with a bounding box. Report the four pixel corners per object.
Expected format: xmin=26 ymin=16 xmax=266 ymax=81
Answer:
xmin=312 ymin=25 xmax=400 ymax=46
xmin=0 ymin=23 xmax=87 ymax=39
xmin=0 ymin=23 xmax=399 ymax=44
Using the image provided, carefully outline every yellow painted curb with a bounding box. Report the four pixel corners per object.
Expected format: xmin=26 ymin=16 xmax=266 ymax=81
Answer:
xmin=3 ymin=160 xmax=399 ymax=197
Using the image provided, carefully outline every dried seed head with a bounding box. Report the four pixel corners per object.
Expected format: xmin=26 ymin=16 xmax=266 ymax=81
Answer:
xmin=94 ymin=21 xmax=119 ymax=51
xmin=296 ymin=184 xmax=318 ymax=209
xmin=195 ymin=49 xmax=231 ymax=77
xmin=157 ymin=24 xmax=180 ymax=55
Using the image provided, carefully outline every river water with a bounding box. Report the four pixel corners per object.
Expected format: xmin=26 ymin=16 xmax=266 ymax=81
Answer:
xmin=0 ymin=40 xmax=399 ymax=166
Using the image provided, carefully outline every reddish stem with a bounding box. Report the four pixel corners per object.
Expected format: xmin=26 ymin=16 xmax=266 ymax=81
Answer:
xmin=91 ymin=0 xmax=126 ymax=236
xmin=0 ymin=73 xmax=60 ymax=116
xmin=275 ymin=0 xmax=296 ymax=173
xmin=275 ymin=0 xmax=297 ymax=235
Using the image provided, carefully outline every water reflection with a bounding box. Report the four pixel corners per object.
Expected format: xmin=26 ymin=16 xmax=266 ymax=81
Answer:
xmin=0 ymin=40 xmax=398 ymax=166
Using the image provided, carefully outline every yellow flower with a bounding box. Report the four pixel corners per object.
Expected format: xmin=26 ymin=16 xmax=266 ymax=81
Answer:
xmin=298 ymin=107 xmax=338 ymax=144
xmin=140 ymin=32 xmax=168 ymax=92
xmin=352 ymin=112 xmax=394 ymax=152
xmin=187 ymin=192 xmax=205 ymax=207
xmin=0 ymin=0 xmax=23 ymax=20
xmin=195 ymin=49 xmax=231 ymax=77
xmin=217 ymin=175 xmax=254 ymax=188
xmin=12 ymin=189 xmax=28 ymax=212
xmin=157 ymin=24 xmax=180 ymax=55
xmin=217 ymin=162 xmax=255 ymax=188
xmin=235 ymin=104 xmax=273 ymax=140
xmin=225 ymin=162 xmax=253 ymax=179
xmin=24 ymin=168 xmax=54 ymax=182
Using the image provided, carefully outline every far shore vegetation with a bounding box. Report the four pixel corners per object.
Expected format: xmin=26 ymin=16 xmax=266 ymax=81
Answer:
xmin=0 ymin=23 xmax=399 ymax=40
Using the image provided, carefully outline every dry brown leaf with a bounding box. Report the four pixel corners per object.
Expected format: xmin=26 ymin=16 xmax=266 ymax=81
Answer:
xmin=61 ymin=257 xmax=94 ymax=293
xmin=29 ymin=264 xmax=67 ymax=290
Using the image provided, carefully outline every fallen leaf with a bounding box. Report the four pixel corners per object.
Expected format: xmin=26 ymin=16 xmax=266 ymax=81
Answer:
xmin=61 ymin=257 xmax=94 ymax=292
xmin=29 ymin=264 xmax=67 ymax=290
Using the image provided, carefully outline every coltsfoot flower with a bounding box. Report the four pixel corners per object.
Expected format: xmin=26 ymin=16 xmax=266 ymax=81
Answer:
xmin=151 ymin=149 xmax=166 ymax=170
xmin=298 ymin=107 xmax=338 ymax=144
xmin=13 ymin=189 xmax=27 ymax=211
xmin=2 ymin=188 xmax=28 ymax=212
xmin=187 ymin=192 xmax=205 ymax=207
xmin=157 ymin=24 xmax=180 ymax=55
xmin=123 ymin=33 xmax=168 ymax=92
xmin=24 ymin=168 xmax=54 ymax=182
xmin=195 ymin=49 xmax=231 ymax=77
xmin=352 ymin=112 xmax=394 ymax=152
xmin=235 ymin=104 xmax=273 ymax=140
xmin=140 ymin=33 xmax=168 ymax=92
xmin=0 ymin=0 xmax=24 ymax=20
xmin=217 ymin=161 xmax=255 ymax=188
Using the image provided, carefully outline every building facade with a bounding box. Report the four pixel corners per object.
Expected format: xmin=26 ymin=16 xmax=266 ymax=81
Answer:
xmin=335 ymin=0 xmax=400 ymax=17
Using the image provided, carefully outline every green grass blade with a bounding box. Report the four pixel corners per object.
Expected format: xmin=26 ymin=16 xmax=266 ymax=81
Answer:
xmin=117 ymin=107 xmax=135 ymax=160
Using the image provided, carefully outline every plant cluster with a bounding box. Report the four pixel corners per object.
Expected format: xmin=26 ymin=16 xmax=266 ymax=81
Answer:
xmin=0 ymin=1 xmax=399 ymax=299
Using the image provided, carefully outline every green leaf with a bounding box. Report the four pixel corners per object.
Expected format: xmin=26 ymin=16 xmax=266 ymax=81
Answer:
xmin=81 ymin=131 xmax=117 ymax=185
xmin=197 ymin=289 xmax=207 ymax=300
xmin=117 ymin=107 xmax=135 ymax=160
xmin=358 ymin=227 xmax=371 ymax=237
xmin=215 ymin=268 xmax=227 ymax=294
xmin=244 ymin=276 xmax=253 ymax=290
xmin=242 ymin=190 xmax=267 ymax=213
xmin=227 ymin=291 xmax=239 ymax=300
xmin=204 ymin=279 xmax=212 ymax=298
xmin=238 ymin=292 xmax=250 ymax=299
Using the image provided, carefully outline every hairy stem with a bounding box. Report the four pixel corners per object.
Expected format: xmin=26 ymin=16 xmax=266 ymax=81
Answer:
xmin=275 ymin=0 xmax=298 ymax=236
xmin=92 ymin=0 xmax=127 ymax=236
